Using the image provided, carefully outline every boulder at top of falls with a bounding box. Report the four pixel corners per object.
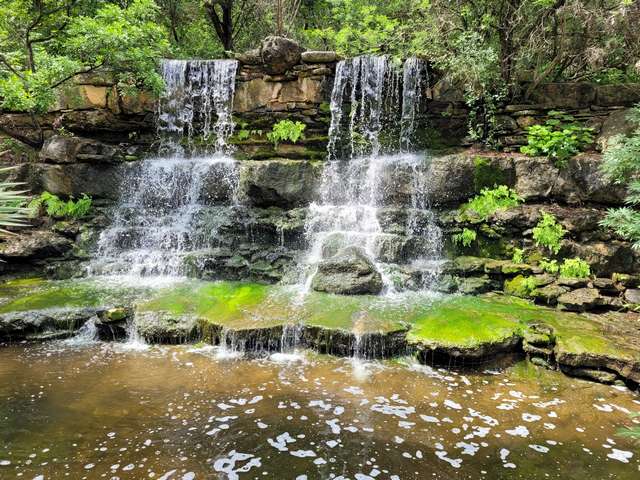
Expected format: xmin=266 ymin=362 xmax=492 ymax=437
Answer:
xmin=301 ymin=51 xmax=338 ymax=63
xmin=260 ymin=36 xmax=304 ymax=74
xmin=311 ymin=246 xmax=383 ymax=295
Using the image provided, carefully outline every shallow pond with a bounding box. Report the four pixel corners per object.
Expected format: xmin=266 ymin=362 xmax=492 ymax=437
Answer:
xmin=0 ymin=342 xmax=638 ymax=479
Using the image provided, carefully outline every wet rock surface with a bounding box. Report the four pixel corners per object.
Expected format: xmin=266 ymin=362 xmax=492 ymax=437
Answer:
xmin=312 ymin=247 xmax=384 ymax=295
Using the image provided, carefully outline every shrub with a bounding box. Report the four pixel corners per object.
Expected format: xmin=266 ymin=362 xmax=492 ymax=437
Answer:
xmin=600 ymin=105 xmax=640 ymax=250
xmin=267 ymin=120 xmax=306 ymax=147
xmin=461 ymin=185 xmax=522 ymax=221
xmin=539 ymin=258 xmax=559 ymax=274
xmin=504 ymin=275 xmax=538 ymax=298
xmin=532 ymin=212 xmax=566 ymax=255
xmin=452 ymin=228 xmax=477 ymax=248
xmin=29 ymin=192 xmax=92 ymax=220
xmin=559 ymin=257 xmax=590 ymax=279
xmin=520 ymin=111 xmax=594 ymax=168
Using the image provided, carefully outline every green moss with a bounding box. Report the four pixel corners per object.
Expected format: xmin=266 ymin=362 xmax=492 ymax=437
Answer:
xmin=0 ymin=280 xmax=143 ymax=313
xmin=406 ymin=296 xmax=523 ymax=347
xmin=473 ymin=156 xmax=509 ymax=191
xmin=504 ymin=275 xmax=538 ymax=298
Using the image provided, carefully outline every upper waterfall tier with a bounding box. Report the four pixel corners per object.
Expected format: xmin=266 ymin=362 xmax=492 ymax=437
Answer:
xmin=158 ymin=59 xmax=238 ymax=154
xmin=89 ymin=59 xmax=240 ymax=279
xmin=327 ymin=56 xmax=429 ymax=159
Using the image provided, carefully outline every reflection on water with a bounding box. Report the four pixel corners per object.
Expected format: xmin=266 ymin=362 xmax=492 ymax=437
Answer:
xmin=0 ymin=343 xmax=638 ymax=479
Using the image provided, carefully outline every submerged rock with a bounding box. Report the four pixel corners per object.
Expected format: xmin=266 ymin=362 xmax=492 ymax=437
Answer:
xmin=312 ymin=246 xmax=383 ymax=295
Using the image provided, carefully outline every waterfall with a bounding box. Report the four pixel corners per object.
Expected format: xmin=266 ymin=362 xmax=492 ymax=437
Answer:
xmin=300 ymin=55 xmax=441 ymax=294
xmin=158 ymin=59 xmax=238 ymax=154
xmin=89 ymin=59 xmax=239 ymax=280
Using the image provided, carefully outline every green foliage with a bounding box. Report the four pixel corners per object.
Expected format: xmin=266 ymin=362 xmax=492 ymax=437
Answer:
xmin=559 ymin=257 xmax=591 ymax=279
xmin=267 ymin=120 xmax=306 ymax=147
xmin=452 ymin=228 xmax=477 ymax=248
xmin=29 ymin=192 xmax=92 ymax=220
xmin=511 ymin=247 xmax=525 ymax=264
xmin=504 ymin=275 xmax=538 ymax=298
xmin=0 ymin=167 xmax=29 ymax=234
xmin=0 ymin=0 xmax=169 ymax=116
xmin=461 ymin=185 xmax=522 ymax=221
xmin=600 ymin=105 xmax=640 ymax=249
xmin=539 ymin=258 xmax=559 ymax=274
xmin=520 ymin=112 xmax=595 ymax=168
xmin=532 ymin=212 xmax=566 ymax=255
xmin=302 ymin=0 xmax=400 ymax=56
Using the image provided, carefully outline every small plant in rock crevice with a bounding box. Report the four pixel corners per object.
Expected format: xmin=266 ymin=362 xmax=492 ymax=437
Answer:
xmin=520 ymin=111 xmax=594 ymax=168
xmin=452 ymin=228 xmax=477 ymax=248
xmin=461 ymin=185 xmax=522 ymax=221
xmin=532 ymin=211 xmax=566 ymax=255
xmin=267 ymin=120 xmax=306 ymax=147
xmin=28 ymin=192 xmax=92 ymax=220
xmin=511 ymin=247 xmax=525 ymax=264
xmin=559 ymin=257 xmax=591 ymax=279
xmin=539 ymin=258 xmax=559 ymax=274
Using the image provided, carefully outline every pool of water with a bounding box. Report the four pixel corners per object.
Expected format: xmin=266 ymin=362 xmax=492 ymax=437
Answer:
xmin=0 ymin=342 xmax=638 ymax=479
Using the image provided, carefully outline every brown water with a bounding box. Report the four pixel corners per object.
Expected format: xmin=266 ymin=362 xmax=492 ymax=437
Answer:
xmin=0 ymin=342 xmax=638 ymax=480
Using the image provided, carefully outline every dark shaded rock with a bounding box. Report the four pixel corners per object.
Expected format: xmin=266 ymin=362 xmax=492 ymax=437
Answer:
xmin=595 ymin=84 xmax=640 ymax=107
xmin=592 ymin=277 xmax=618 ymax=294
xmin=33 ymin=162 xmax=129 ymax=200
xmin=134 ymin=312 xmax=200 ymax=344
xmin=596 ymin=108 xmax=638 ymax=151
xmin=0 ymin=230 xmax=73 ymax=260
xmin=535 ymin=283 xmax=569 ymax=305
xmin=561 ymin=366 xmax=619 ymax=385
xmin=0 ymin=307 xmax=98 ymax=340
xmin=457 ymin=276 xmax=494 ymax=294
xmin=301 ymin=51 xmax=338 ymax=63
xmin=312 ymin=246 xmax=383 ymax=295
xmin=39 ymin=135 xmax=120 ymax=163
xmin=260 ymin=36 xmax=304 ymax=74
xmin=528 ymin=82 xmax=596 ymax=109
xmin=557 ymin=288 xmax=606 ymax=312
xmin=613 ymin=273 xmax=640 ymax=288
xmin=625 ymin=289 xmax=640 ymax=304
xmin=239 ymin=160 xmax=320 ymax=208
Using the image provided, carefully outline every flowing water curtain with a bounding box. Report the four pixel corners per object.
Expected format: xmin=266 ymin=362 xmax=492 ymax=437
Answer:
xmin=90 ymin=60 xmax=240 ymax=278
xmin=328 ymin=56 xmax=402 ymax=160
xmin=158 ymin=59 xmax=238 ymax=154
xmin=400 ymin=57 xmax=429 ymax=151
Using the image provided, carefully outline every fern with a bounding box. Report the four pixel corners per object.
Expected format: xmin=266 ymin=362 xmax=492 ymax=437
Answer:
xmin=452 ymin=228 xmax=477 ymax=247
xmin=29 ymin=192 xmax=92 ymax=220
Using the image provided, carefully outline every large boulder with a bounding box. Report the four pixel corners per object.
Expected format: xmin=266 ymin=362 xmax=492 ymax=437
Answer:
xmin=260 ymin=36 xmax=304 ymax=75
xmin=239 ymin=159 xmax=320 ymax=208
xmin=39 ymin=135 xmax=120 ymax=163
xmin=311 ymin=246 xmax=383 ymax=295
xmin=0 ymin=230 xmax=73 ymax=260
xmin=596 ymin=108 xmax=638 ymax=151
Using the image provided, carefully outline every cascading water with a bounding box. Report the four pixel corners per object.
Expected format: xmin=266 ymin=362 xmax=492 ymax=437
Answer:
xmin=89 ymin=59 xmax=239 ymax=280
xmin=300 ymin=55 xmax=442 ymax=295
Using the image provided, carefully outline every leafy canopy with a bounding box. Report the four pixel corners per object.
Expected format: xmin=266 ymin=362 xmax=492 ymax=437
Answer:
xmin=0 ymin=0 xmax=169 ymax=116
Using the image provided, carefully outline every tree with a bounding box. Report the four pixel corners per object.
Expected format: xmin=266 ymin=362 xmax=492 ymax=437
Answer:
xmin=0 ymin=0 xmax=169 ymax=146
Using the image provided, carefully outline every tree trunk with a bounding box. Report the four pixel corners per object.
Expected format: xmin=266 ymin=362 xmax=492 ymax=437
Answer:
xmin=205 ymin=0 xmax=234 ymax=52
